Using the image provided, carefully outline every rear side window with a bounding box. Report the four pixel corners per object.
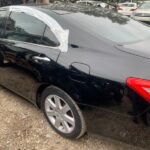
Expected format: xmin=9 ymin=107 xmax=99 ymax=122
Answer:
xmin=5 ymin=12 xmax=46 ymax=44
xmin=0 ymin=10 xmax=7 ymax=36
xmin=41 ymin=26 xmax=60 ymax=47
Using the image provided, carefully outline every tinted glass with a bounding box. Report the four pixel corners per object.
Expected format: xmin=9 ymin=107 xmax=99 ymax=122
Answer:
xmin=5 ymin=12 xmax=45 ymax=44
xmin=122 ymin=3 xmax=136 ymax=7
xmin=41 ymin=26 xmax=60 ymax=47
xmin=0 ymin=10 xmax=6 ymax=35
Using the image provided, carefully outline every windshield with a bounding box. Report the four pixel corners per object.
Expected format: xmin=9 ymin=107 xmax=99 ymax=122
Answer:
xmin=122 ymin=3 xmax=136 ymax=7
xmin=140 ymin=2 xmax=150 ymax=9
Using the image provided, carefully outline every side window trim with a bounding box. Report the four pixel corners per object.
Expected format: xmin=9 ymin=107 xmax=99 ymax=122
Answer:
xmin=41 ymin=25 xmax=60 ymax=47
xmin=41 ymin=24 xmax=47 ymax=43
xmin=0 ymin=38 xmax=59 ymax=50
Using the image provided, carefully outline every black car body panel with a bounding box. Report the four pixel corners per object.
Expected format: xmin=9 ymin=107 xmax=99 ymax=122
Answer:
xmin=0 ymin=39 xmax=60 ymax=102
xmin=117 ymin=38 xmax=150 ymax=59
xmin=0 ymin=4 xmax=150 ymax=146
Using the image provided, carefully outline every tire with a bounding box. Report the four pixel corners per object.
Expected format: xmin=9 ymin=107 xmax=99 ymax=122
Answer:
xmin=145 ymin=110 xmax=150 ymax=126
xmin=41 ymin=86 xmax=87 ymax=139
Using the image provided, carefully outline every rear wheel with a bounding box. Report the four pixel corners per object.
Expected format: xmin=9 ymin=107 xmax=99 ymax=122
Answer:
xmin=41 ymin=86 xmax=87 ymax=139
xmin=145 ymin=110 xmax=150 ymax=126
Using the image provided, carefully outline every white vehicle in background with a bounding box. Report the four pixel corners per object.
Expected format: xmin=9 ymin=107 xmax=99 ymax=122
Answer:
xmin=76 ymin=0 xmax=115 ymax=10
xmin=117 ymin=2 xmax=137 ymax=16
xmin=76 ymin=0 xmax=95 ymax=6
xmin=92 ymin=1 xmax=108 ymax=8
xmin=131 ymin=1 xmax=150 ymax=23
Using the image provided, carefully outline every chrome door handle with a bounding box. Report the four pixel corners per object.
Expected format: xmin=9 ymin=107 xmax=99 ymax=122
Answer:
xmin=32 ymin=56 xmax=51 ymax=63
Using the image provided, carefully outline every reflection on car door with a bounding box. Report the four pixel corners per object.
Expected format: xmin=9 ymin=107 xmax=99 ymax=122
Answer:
xmin=0 ymin=11 xmax=60 ymax=103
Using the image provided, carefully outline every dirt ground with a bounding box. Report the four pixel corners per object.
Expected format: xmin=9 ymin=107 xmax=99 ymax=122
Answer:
xmin=0 ymin=86 xmax=148 ymax=150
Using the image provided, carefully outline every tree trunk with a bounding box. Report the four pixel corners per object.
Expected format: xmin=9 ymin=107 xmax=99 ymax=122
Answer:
xmin=40 ymin=0 xmax=49 ymax=4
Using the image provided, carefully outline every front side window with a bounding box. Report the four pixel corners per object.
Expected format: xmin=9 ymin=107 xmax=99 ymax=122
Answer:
xmin=0 ymin=10 xmax=7 ymax=35
xmin=5 ymin=12 xmax=46 ymax=44
xmin=41 ymin=26 xmax=60 ymax=47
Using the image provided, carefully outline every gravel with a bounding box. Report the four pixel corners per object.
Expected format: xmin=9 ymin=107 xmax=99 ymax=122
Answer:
xmin=0 ymin=86 xmax=147 ymax=150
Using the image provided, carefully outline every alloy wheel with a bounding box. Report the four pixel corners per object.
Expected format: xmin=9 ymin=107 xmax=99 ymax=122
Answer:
xmin=45 ymin=95 xmax=75 ymax=133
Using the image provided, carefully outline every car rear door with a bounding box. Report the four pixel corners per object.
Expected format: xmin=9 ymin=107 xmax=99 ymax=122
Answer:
xmin=0 ymin=10 xmax=61 ymax=103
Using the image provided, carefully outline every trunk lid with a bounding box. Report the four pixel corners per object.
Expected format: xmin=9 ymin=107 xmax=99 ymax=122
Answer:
xmin=116 ymin=38 xmax=150 ymax=59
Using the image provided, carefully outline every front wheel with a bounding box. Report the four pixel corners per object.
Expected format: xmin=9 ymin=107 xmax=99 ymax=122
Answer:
xmin=41 ymin=86 xmax=87 ymax=139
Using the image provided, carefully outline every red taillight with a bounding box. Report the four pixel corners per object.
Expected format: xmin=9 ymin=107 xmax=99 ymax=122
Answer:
xmin=127 ymin=78 xmax=150 ymax=103
xmin=130 ymin=8 xmax=137 ymax=11
xmin=117 ymin=7 xmax=123 ymax=10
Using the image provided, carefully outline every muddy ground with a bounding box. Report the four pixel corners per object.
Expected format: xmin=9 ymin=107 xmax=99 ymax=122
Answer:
xmin=0 ymin=86 xmax=148 ymax=150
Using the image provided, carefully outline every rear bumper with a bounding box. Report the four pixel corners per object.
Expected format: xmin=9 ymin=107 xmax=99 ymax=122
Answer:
xmin=81 ymin=96 xmax=150 ymax=149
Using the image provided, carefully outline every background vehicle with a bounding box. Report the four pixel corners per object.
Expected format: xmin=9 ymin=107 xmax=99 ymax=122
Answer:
xmin=117 ymin=2 xmax=137 ymax=16
xmin=0 ymin=0 xmax=14 ymax=6
xmin=92 ymin=1 xmax=108 ymax=8
xmin=0 ymin=4 xmax=150 ymax=139
xmin=131 ymin=1 xmax=150 ymax=23
xmin=76 ymin=0 xmax=115 ymax=9
xmin=76 ymin=0 xmax=95 ymax=6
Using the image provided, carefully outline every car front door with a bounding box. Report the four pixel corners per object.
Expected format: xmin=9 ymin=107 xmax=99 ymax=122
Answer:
xmin=0 ymin=11 xmax=61 ymax=103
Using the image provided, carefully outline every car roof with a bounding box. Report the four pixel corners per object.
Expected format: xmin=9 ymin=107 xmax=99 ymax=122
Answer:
xmin=5 ymin=3 xmax=129 ymax=30
xmin=2 ymin=3 xmax=117 ymax=17
xmin=2 ymin=3 xmax=130 ymax=28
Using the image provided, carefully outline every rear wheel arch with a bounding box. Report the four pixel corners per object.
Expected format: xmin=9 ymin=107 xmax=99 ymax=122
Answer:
xmin=36 ymin=84 xmax=49 ymax=108
xmin=36 ymin=81 xmax=82 ymax=109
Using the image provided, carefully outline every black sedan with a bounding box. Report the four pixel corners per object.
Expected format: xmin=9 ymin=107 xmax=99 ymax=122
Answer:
xmin=0 ymin=4 xmax=150 ymax=139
